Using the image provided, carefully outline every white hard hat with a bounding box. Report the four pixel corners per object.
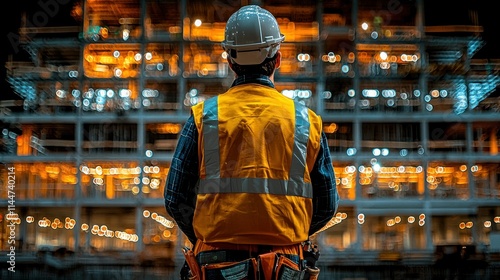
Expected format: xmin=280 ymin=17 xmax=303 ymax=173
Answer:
xmin=221 ymin=5 xmax=285 ymax=65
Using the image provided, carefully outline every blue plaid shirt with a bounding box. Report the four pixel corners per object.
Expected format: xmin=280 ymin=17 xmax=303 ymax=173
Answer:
xmin=164 ymin=75 xmax=339 ymax=244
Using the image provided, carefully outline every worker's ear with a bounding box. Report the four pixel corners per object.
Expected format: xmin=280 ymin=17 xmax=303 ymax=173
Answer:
xmin=275 ymin=51 xmax=281 ymax=69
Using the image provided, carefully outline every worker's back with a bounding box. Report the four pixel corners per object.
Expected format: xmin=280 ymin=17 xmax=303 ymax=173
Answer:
xmin=191 ymin=83 xmax=323 ymax=246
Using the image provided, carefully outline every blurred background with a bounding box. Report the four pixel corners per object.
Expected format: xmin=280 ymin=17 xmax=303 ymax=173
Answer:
xmin=1 ymin=0 xmax=499 ymax=279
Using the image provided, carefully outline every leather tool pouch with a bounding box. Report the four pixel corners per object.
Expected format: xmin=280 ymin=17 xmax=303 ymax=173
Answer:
xmin=257 ymin=252 xmax=304 ymax=280
xmin=257 ymin=252 xmax=277 ymax=280
xmin=274 ymin=254 xmax=303 ymax=280
xmin=302 ymin=267 xmax=320 ymax=280
xmin=201 ymin=258 xmax=258 ymax=280
xmin=183 ymin=248 xmax=202 ymax=280
xmin=183 ymin=248 xmax=318 ymax=280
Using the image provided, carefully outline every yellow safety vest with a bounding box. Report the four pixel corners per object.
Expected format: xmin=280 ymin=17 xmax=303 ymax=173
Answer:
xmin=191 ymin=83 xmax=323 ymax=246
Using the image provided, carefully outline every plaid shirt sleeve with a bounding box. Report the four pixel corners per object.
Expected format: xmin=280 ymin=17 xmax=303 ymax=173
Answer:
xmin=164 ymin=115 xmax=199 ymax=245
xmin=308 ymin=131 xmax=339 ymax=236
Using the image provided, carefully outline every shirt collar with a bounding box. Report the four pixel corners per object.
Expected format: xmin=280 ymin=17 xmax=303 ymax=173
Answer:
xmin=230 ymin=74 xmax=275 ymax=88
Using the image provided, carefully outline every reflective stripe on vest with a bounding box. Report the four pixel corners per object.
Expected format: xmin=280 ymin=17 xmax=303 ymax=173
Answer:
xmin=199 ymin=96 xmax=312 ymax=198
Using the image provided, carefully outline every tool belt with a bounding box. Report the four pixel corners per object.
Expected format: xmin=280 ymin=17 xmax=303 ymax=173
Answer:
xmin=181 ymin=242 xmax=320 ymax=280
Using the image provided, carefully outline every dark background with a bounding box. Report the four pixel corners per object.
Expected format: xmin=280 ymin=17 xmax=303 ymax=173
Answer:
xmin=1 ymin=0 xmax=498 ymax=100
xmin=1 ymin=0 xmax=78 ymax=100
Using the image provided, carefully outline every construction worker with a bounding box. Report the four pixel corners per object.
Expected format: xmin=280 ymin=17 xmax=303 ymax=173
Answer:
xmin=164 ymin=5 xmax=339 ymax=280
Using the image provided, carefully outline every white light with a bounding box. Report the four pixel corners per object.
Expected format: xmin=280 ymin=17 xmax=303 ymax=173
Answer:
xmin=327 ymin=52 xmax=337 ymax=63
xmin=362 ymin=89 xmax=379 ymax=97
xmin=361 ymin=22 xmax=369 ymax=30
xmin=189 ymin=89 xmax=198 ymax=97
xmin=282 ymin=90 xmax=295 ymax=99
xmin=56 ymin=89 xmax=66 ymax=98
xmin=190 ymin=96 xmax=199 ymax=105
xmin=194 ymin=19 xmax=202 ymax=27
xmin=379 ymin=52 xmax=388 ymax=60
xmin=400 ymin=149 xmax=408 ymax=157
xmin=341 ymin=65 xmax=349 ymax=73
xmin=381 ymin=89 xmax=396 ymax=98
xmin=380 ymin=62 xmax=390 ymax=69
xmin=69 ymin=70 xmax=78 ymax=78
xmin=96 ymin=89 xmax=105 ymax=98
xmin=297 ymin=90 xmax=312 ymax=98
xmin=119 ymin=89 xmax=131 ymax=98
xmin=114 ymin=68 xmax=123 ymax=77
xmin=122 ymin=29 xmax=130 ymax=41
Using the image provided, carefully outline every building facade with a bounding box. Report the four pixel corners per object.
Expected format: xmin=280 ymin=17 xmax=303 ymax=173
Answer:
xmin=1 ymin=0 xmax=499 ymax=278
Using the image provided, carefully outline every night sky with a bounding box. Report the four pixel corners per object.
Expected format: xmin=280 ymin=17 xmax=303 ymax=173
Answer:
xmin=1 ymin=1 xmax=24 ymax=100
xmin=1 ymin=0 xmax=498 ymax=101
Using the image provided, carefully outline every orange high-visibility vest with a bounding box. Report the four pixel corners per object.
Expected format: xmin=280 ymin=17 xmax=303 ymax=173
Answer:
xmin=191 ymin=83 xmax=323 ymax=245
